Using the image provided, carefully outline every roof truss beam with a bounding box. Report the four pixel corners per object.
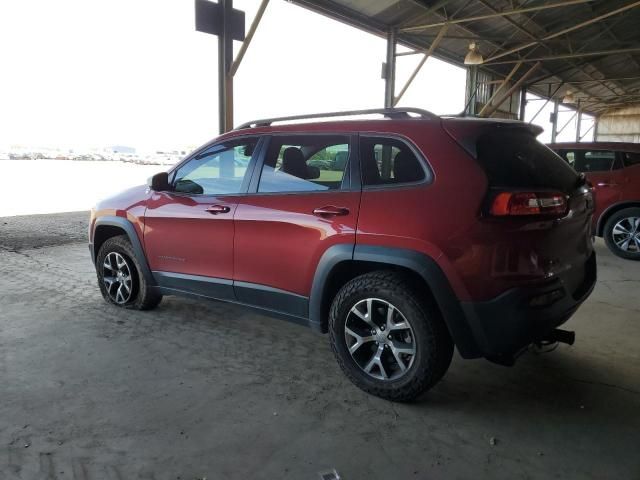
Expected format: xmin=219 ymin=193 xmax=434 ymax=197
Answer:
xmin=400 ymin=0 xmax=596 ymax=33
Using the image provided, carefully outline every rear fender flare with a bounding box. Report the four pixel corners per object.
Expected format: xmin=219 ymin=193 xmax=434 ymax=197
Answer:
xmin=309 ymin=244 xmax=481 ymax=358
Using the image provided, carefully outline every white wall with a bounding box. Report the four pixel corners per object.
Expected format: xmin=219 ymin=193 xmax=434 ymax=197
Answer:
xmin=596 ymin=105 xmax=640 ymax=143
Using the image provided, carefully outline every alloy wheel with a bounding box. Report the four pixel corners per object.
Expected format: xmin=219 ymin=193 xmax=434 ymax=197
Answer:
xmin=612 ymin=216 xmax=640 ymax=253
xmin=344 ymin=298 xmax=416 ymax=381
xmin=102 ymin=252 xmax=134 ymax=304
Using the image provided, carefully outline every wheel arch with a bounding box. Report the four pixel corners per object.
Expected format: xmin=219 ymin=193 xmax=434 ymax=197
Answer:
xmin=92 ymin=216 xmax=156 ymax=286
xmin=309 ymin=244 xmax=481 ymax=358
xmin=597 ymin=201 xmax=640 ymax=236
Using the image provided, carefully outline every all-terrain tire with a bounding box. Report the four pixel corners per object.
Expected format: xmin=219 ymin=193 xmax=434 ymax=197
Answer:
xmin=96 ymin=235 xmax=162 ymax=310
xmin=329 ymin=271 xmax=453 ymax=402
xmin=603 ymin=207 xmax=640 ymax=261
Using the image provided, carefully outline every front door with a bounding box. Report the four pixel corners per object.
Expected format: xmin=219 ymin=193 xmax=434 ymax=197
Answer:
xmin=144 ymin=137 xmax=261 ymax=298
xmin=233 ymin=134 xmax=359 ymax=315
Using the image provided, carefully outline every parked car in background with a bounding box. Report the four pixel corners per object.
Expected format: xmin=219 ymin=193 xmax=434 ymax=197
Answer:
xmin=90 ymin=109 xmax=596 ymax=401
xmin=549 ymin=142 xmax=640 ymax=260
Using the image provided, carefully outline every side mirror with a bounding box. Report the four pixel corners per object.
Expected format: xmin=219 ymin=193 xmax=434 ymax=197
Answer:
xmin=148 ymin=172 xmax=170 ymax=191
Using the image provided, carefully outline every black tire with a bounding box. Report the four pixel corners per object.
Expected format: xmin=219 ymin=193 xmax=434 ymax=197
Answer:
xmin=603 ymin=207 xmax=640 ymax=261
xmin=329 ymin=271 xmax=453 ymax=402
xmin=96 ymin=235 xmax=162 ymax=310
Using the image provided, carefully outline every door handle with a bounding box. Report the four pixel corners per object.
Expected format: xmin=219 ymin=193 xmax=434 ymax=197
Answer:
xmin=596 ymin=182 xmax=618 ymax=187
xmin=313 ymin=206 xmax=350 ymax=217
xmin=206 ymin=205 xmax=231 ymax=215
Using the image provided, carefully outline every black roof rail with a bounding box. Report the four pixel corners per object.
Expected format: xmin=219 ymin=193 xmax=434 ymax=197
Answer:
xmin=235 ymin=107 xmax=438 ymax=129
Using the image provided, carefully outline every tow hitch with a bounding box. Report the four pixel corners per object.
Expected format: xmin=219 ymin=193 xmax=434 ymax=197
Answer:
xmin=541 ymin=328 xmax=575 ymax=346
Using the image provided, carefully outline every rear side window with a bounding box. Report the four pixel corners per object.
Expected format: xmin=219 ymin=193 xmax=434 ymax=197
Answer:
xmin=476 ymin=131 xmax=578 ymax=192
xmin=560 ymin=150 xmax=617 ymax=173
xmin=360 ymin=137 xmax=426 ymax=186
xmin=257 ymin=135 xmax=350 ymax=193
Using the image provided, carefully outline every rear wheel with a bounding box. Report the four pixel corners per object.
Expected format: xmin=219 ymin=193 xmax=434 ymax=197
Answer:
xmin=96 ymin=235 xmax=162 ymax=310
xmin=604 ymin=207 xmax=640 ymax=260
xmin=329 ymin=271 xmax=453 ymax=402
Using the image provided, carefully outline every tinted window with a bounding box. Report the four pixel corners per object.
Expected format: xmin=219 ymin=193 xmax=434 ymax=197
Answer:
xmin=574 ymin=150 xmax=616 ymax=172
xmin=173 ymin=139 xmax=257 ymax=195
xmin=623 ymin=152 xmax=640 ymax=168
xmin=258 ymin=135 xmax=349 ymax=193
xmin=476 ymin=131 xmax=578 ymax=192
xmin=360 ymin=137 xmax=426 ymax=186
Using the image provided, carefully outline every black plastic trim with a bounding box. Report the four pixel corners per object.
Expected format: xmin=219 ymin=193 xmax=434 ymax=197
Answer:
xmin=308 ymin=244 xmax=355 ymax=332
xmin=154 ymin=271 xmax=234 ymax=300
xmin=234 ymin=281 xmax=308 ymax=318
xmin=93 ymin=217 xmax=156 ymax=286
xmin=352 ymin=245 xmax=481 ymax=358
xmin=156 ymin=286 xmax=311 ymax=328
xmin=460 ymin=251 xmax=596 ymax=358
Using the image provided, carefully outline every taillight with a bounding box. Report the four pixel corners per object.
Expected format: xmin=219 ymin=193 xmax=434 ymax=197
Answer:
xmin=489 ymin=191 xmax=568 ymax=217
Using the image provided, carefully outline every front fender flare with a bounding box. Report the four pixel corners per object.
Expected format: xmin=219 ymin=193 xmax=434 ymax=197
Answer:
xmin=93 ymin=216 xmax=156 ymax=286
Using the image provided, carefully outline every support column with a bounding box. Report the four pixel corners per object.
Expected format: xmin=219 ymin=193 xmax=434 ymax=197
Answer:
xmin=218 ymin=0 xmax=234 ymax=133
xmin=465 ymin=66 xmax=478 ymax=116
xmin=551 ymin=99 xmax=559 ymax=143
xmin=576 ymin=103 xmax=582 ymax=142
xmin=384 ymin=29 xmax=396 ymax=109
xmin=519 ymin=87 xmax=527 ymax=121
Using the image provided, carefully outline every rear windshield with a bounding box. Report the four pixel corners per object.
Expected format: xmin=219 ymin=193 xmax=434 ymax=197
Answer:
xmin=476 ymin=130 xmax=579 ymax=192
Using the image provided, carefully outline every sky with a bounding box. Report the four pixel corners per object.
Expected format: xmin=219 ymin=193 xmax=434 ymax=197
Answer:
xmin=0 ymin=0 xmax=466 ymax=151
xmin=0 ymin=0 xmax=588 ymax=151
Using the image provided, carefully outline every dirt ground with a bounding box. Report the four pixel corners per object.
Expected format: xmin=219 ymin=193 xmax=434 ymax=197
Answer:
xmin=1 ymin=211 xmax=639 ymax=480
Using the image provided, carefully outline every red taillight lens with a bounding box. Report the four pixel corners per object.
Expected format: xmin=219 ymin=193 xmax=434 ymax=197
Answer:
xmin=490 ymin=191 xmax=568 ymax=217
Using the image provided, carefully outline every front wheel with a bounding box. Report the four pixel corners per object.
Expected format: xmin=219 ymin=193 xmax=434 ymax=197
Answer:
xmin=603 ymin=207 xmax=640 ymax=261
xmin=96 ymin=235 xmax=162 ymax=310
xmin=328 ymin=271 xmax=453 ymax=402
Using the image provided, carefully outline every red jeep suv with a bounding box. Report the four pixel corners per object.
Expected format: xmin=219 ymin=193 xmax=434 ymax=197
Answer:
xmin=549 ymin=142 xmax=640 ymax=260
xmin=90 ymin=108 xmax=596 ymax=401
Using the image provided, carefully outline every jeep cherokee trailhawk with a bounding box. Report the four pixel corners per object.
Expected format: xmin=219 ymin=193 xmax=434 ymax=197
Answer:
xmin=90 ymin=108 xmax=596 ymax=401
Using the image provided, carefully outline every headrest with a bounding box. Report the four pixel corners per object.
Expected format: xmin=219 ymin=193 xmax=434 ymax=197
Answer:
xmin=393 ymin=151 xmax=418 ymax=183
xmin=282 ymin=147 xmax=310 ymax=179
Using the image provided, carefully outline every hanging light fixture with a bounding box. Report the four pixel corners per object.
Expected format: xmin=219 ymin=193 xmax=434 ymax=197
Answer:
xmin=563 ymin=89 xmax=576 ymax=104
xmin=464 ymin=42 xmax=484 ymax=65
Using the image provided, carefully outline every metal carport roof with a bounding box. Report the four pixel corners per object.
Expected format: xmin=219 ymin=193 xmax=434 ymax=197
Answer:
xmin=288 ymin=0 xmax=640 ymax=116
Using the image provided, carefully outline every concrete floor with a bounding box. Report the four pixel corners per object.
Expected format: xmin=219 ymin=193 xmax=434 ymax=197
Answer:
xmin=1 ymin=212 xmax=639 ymax=480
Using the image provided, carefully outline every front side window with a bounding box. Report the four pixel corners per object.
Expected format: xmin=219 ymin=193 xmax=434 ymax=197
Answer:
xmin=257 ymin=135 xmax=350 ymax=193
xmin=360 ymin=137 xmax=426 ymax=186
xmin=173 ymin=139 xmax=257 ymax=195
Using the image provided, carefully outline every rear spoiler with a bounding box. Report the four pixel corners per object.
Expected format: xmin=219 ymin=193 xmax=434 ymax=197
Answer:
xmin=441 ymin=118 xmax=543 ymax=159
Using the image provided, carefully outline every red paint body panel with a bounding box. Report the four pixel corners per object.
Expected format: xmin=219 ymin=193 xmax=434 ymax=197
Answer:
xmin=233 ymin=191 xmax=359 ymax=296
xmin=549 ymin=142 xmax=640 ymax=234
xmin=144 ymin=192 xmax=237 ymax=279
xmin=91 ymin=184 xmax=150 ymax=247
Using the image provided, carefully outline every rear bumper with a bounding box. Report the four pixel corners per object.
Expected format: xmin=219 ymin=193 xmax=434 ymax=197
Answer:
xmin=460 ymin=251 xmax=596 ymax=359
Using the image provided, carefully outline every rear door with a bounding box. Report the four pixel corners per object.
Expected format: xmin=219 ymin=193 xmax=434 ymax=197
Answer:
xmin=232 ymin=134 xmax=360 ymax=316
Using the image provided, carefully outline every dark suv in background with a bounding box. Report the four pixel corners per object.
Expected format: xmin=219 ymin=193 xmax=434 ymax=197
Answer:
xmin=550 ymin=142 xmax=640 ymax=260
xmin=90 ymin=108 xmax=596 ymax=401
